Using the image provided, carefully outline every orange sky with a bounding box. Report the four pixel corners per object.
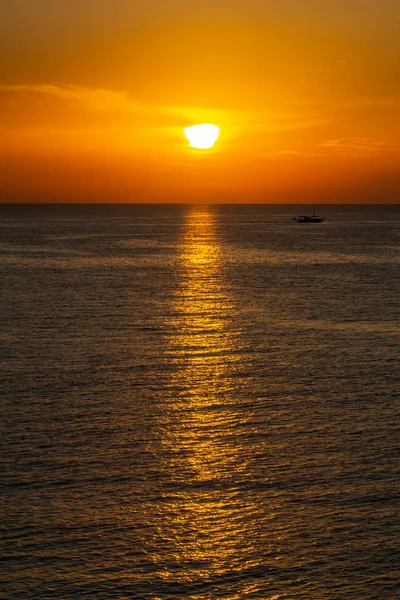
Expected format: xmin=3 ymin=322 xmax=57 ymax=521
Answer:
xmin=1 ymin=0 xmax=399 ymax=203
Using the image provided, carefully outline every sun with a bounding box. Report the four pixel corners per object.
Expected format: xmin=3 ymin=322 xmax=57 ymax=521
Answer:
xmin=183 ymin=124 xmax=220 ymax=149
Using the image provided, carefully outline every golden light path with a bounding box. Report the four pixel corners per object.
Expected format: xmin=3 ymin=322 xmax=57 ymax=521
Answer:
xmin=147 ymin=206 xmax=271 ymax=596
xmin=183 ymin=124 xmax=221 ymax=149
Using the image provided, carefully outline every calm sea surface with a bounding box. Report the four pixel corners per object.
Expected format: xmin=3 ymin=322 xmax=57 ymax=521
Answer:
xmin=1 ymin=204 xmax=399 ymax=599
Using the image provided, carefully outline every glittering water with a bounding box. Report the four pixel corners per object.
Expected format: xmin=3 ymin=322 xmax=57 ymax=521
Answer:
xmin=1 ymin=204 xmax=399 ymax=599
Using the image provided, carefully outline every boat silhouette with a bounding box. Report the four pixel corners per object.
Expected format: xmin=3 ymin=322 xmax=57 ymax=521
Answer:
xmin=294 ymin=205 xmax=324 ymax=223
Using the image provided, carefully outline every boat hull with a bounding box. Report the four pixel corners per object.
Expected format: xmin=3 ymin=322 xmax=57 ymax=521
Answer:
xmin=294 ymin=216 xmax=324 ymax=223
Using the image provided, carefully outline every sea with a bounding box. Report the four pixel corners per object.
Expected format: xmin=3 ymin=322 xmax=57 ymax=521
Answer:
xmin=1 ymin=203 xmax=399 ymax=599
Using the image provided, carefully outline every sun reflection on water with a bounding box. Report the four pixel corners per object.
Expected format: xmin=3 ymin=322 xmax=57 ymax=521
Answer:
xmin=165 ymin=206 xmax=242 ymax=482
xmin=147 ymin=206 xmax=267 ymax=595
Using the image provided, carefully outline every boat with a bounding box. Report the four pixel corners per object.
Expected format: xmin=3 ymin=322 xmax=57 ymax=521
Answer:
xmin=294 ymin=205 xmax=324 ymax=223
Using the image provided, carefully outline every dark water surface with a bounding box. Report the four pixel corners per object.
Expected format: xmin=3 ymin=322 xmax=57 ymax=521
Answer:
xmin=1 ymin=204 xmax=399 ymax=599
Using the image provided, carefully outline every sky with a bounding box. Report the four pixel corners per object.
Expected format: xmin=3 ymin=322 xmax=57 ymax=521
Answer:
xmin=1 ymin=0 xmax=399 ymax=203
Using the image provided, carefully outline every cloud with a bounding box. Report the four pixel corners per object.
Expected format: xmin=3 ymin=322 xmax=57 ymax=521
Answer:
xmin=0 ymin=84 xmax=191 ymax=130
xmin=0 ymin=84 xmax=133 ymax=111
xmin=275 ymin=149 xmax=325 ymax=159
xmin=254 ymin=117 xmax=327 ymax=133
xmin=335 ymin=97 xmax=399 ymax=109
xmin=319 ymin=137 xmax=394 ymax=156
xmin=257 ymin=137 xmax=397 ymax=163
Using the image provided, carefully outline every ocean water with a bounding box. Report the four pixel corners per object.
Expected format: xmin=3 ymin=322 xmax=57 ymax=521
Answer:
xmin=1 ymin=203 xmax=399 ymax=599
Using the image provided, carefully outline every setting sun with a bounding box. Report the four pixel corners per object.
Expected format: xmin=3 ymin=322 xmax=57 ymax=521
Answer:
xmin=184 ymin=124 xmax=221 ymax=150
